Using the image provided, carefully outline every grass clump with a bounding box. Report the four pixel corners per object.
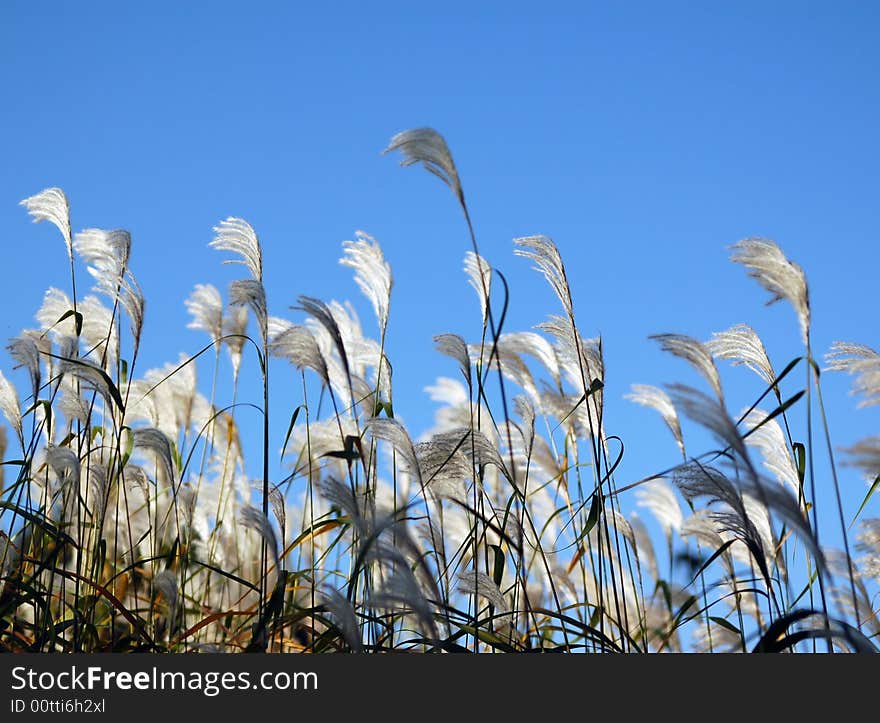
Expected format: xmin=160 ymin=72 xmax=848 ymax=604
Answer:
xmin=1 ymin=129 xmax=878 ymax=653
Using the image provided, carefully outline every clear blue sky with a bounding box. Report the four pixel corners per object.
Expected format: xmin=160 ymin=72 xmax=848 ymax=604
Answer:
xmin=2 ymin=2 xmax=878 ymax=526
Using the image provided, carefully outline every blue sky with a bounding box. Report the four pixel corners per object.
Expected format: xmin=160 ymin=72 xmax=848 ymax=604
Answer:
xmin=2 ymin=2 xmax=878 ymax=531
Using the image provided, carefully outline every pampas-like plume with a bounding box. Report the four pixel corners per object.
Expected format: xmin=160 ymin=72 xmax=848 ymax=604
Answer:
xmin=20 ymin=187 xmax=72 ymax=258
xmin=74 ymin=228 xmax=144 ymax=349
xmin=667 ymin=384 xmax=746 ymax=463
xmin=321 ymin=587 xmax=363 ymax=652
xmin=229 ymin=279 xmax=268 ymax=346
xmin=538 ymin=315 xmax=603 ymax=392
xmin=730 ymin=238 xmax=810 ymax=345
xmin=45 ymin=445 xmax=80 ymax=491
xmin=239 ymin=505 xmax=279 ymax=561
xmin=251 ymin=480 xmax=286 ymax=536
xmin=635 ymin=479 xmax=683 ymax=537
xmin=57 ymin=386 xmax=91 ymax=425
xmin=651 ymin=334 xmax=724 ymax=403
xmin=37 ymin=289 xmax=118 ymax=362
xmin=340 ymin=232 xmax=392 ymax=331
xmin=74 ymin=228 xmax=130 ymax=281
xmin=469 ymin=341 xmax=539 ymax=405
xmin=416 ymin=427 xmax=506 ymax=498
xmin=296 ymin=296 xmax=352 ymax=395
xmin=7 ymin=334 xmax=41 ymax=403
xmin=500 ymin=331 xmax=561 ymax=386
xmin=185 ymin=283 xmax=224 ymax=344
xmin=514 ymin=235 xmax=574 ymax=317
xmin=132 ymin=427 xmax=175 ymax=484
xmin=368 ymin=567 xmax=435 ymax=637
xmin=433 ymin=334 xmax=471 ymax=386
xmin=58 ymin=357 xmax=123 ymax=415
xmin=268 ymin=319 xmax=330 ymax=385
xmin=843 ymin=437 xmax=880 ymax=480
xmin=210 ymin=217 xmax=262 ymax=281
xmin=318 ymin=476 xmax=372 ymax=535
xmin=0 ymin=371 xmax=22 ymax=444
xmin=626 ymin=384 xmax=685 ymax=458
xmin=826 ymin=341 xmax=880 ymax=408
xmin=457 ymin=570 xmax=507 ymax=611
xmin=222 ymin=306 xmax=249 ymax=381
xmin=743 ymin=408 xmax=800 ymax=496
xmin=464 ymin=251 xmax=492 ymax=327
xmin=367 ymin=417 xmax=422 ymax=486
xmin=384 ymin=128 xmax=463 ymax=205
xmin=707 ymin=324 xmax=776 ymax=386
xmin=413 ymin=438 xmax=470 ymax=501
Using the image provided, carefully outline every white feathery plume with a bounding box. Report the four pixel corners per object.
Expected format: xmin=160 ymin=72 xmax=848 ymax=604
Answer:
xmin=210 ymin=217 xmax=262 ymax=281
xmin=20 ymin=187 xmax=72 ymax=258
xmin=433 ymin=334 xmax=471 ymax=385
xmin=651 ymin=334 xmax=724 ymax=402
xmin=513 ymin=394 xmax=535 ymax=450
xmin=825 ymin=341 xmax=880 ymax=408
xmin=707 ymin=324 xmax=776 ymax=386
xmin=743 ymin=408 xmax=800 ymax=496
xmin=268 ymin=320 xmax=330 ymax=385
xmin=239 ymin=505 xmax=278 ymax=561
xmin=185 ymin=283 xmax=224 ymax=344
xmin=626 ymin=384 xmax=685 ymax=458
xmin=7 ymin=334 xmax=41 ymax=403
xmin=514 ymin=235 xmax=573 ymax=317
xmin=58 ymin=357 xmax=123 ymax=415
xmin=57 ymin=385 xmax=91 ymax=425
xmin=538 ymin=315 xmax=604 ymax=396
xmin=500 ymin=331 xmax=560 ymax=385
xmin=368 ymin=567 xmax=435 ymax=636
xmin=318 ymin=476 xmax=373 ymax=535
xmin=123 ymin=464 xmax=151 ymax=506
xmin=856 ymin=519 xmax=880 ymax=578
xmin=229 ymin=279 xmax=267 ymax=346
xmin=730 ymin=238 xmax=810 ymax=345
xmin=667 ymin=384 xmax=746 ymax=463
xmin=310 ymin=300 xmax=390 ymax=402
xmin=45 ymin=445 xmax=80 ymax=492
xmin=609 ymin=507 xmax=637 ymax=550
xmin=670 ymin=462 xmax=743 ymax=513
xmin=296 ymin=296 xmax=352 ymax=393
xmin=222 ymin=305 xmax=249 ymax=381
xmin=367 ymin=417 xmax=422 ymax=487
xmin=843 ymin=437 xmax=880 ymax=480
xmin=321 ymin=587 xmax=363 ymax=652
xmin=250 ymin=479 xmax=286 ymax=536
xmin=680 ymin=511 xmax=728 ymax=554
xmin=469 ymin=341 xmax=539 ymax=405
xmin=414 ymin=437 xmax=470 ymax=501
xmin=457 ymin=570 xmax=507 ymax=611
xmin=74 ymin=228 xmax=144 ymax=349
xmin=36 ymin=290 xmax=118 ymax=364
xmin=384 ymin=127 xmax=463 ymax=204
xmin=635 ymin=479 xmax=683 ymax=537
xmin=425 ymin=426 xmax=505 ymax=474
xmin=0 ymin=371 xmax=22 ymax=445
xmin=464 ymin=251 xmax=492 ymax=326
xmin=340 ymin=231 xmax=392 ymax=331
xmin=629 ymin=513 xmax=659 ymax=582
xmin=88 ymin=465 xmax=110 ymax=523
xmin=741 ymin=494 xmax=778 ymax=574
xmin=74 ymin=228 xmax=131 ymax=281
xmin=132 ymin=427 xmax=175 ymax=484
